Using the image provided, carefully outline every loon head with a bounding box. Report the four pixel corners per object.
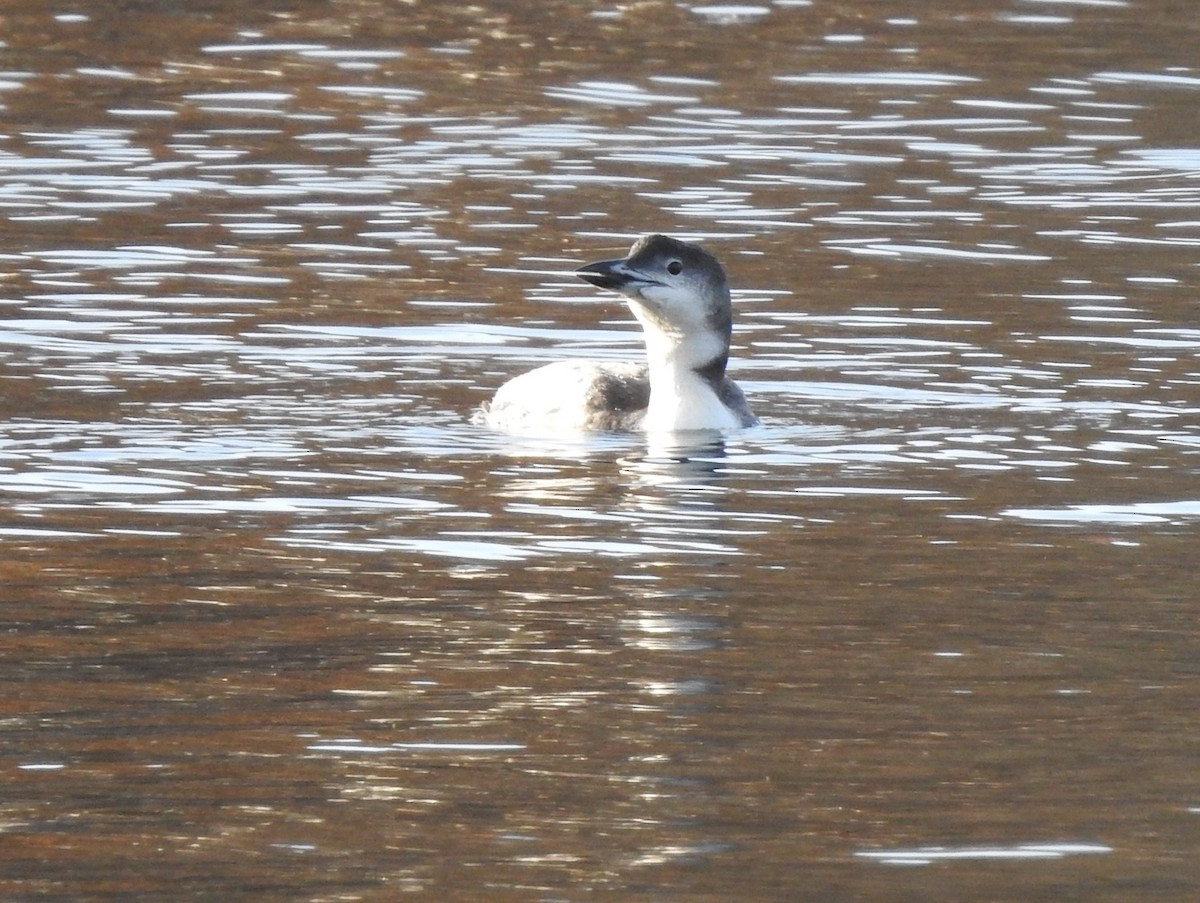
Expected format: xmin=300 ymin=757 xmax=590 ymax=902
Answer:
xmin=575 ymin=234 xmax=732 ymax=373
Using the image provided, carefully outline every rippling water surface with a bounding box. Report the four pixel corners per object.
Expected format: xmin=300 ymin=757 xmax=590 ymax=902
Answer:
xmin=2 ymin=1 xmax=1199 ymax=899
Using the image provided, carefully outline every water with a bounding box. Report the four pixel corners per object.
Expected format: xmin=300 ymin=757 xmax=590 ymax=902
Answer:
xmin=2 ymin=0 xmax=1199 ymax=899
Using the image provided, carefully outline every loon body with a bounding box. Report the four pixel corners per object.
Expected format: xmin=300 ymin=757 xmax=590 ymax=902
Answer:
xmin=480 ymin=234 xmax=756 ymax=433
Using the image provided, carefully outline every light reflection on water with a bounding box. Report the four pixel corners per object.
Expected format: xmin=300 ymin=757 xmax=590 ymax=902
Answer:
xmin=856 ymin=841 xmax=1115 ymax=866
xmin=2 ymin=0 xmax=1200 ymax=899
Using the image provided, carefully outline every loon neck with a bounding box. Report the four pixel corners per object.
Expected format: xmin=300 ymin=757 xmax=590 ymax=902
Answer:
xmin=642 ymin=331 xmax=738 ymax=431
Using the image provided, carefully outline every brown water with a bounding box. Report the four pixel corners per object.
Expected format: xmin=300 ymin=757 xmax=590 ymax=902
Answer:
xmin=2 ymin=0 xmax=1199 ymax=899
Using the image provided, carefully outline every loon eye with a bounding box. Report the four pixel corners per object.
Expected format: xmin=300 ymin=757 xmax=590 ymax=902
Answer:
xmin=666 ymin=260 xmax=683 ymax=276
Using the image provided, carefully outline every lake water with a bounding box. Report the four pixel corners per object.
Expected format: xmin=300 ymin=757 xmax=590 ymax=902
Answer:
xmin=1 ymin=0 xmax=1199 ymax=899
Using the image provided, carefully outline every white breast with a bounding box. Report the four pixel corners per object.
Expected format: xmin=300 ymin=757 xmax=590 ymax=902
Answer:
xmin=643 ymin=369 xmax=741 ymax=432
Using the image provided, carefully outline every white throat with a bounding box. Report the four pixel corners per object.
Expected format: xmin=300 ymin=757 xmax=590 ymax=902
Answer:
xmin=640 ymin=327 xmax=738 ymax=431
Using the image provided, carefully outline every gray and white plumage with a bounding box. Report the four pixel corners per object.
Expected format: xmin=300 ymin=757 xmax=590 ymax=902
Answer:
xmin=479 ymin=234 xmax=757 ymax=433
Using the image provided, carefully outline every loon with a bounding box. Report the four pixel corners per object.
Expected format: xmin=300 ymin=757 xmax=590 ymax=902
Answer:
xmin=479 ymin=234 xmax=756 ymax=433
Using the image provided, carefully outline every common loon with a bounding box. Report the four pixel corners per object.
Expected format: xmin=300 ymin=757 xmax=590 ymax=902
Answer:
xmin=480 ymin=233 xmax=757 ymax=433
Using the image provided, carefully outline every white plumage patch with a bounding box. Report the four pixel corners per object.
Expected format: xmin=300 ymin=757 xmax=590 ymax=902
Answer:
xmin=479 ymin=360 xmax=648 ymax=433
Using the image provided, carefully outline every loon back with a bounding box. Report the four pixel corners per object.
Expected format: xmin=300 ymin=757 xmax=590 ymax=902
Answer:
xmin=480 ymin=360 xmax=649 ymax=432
